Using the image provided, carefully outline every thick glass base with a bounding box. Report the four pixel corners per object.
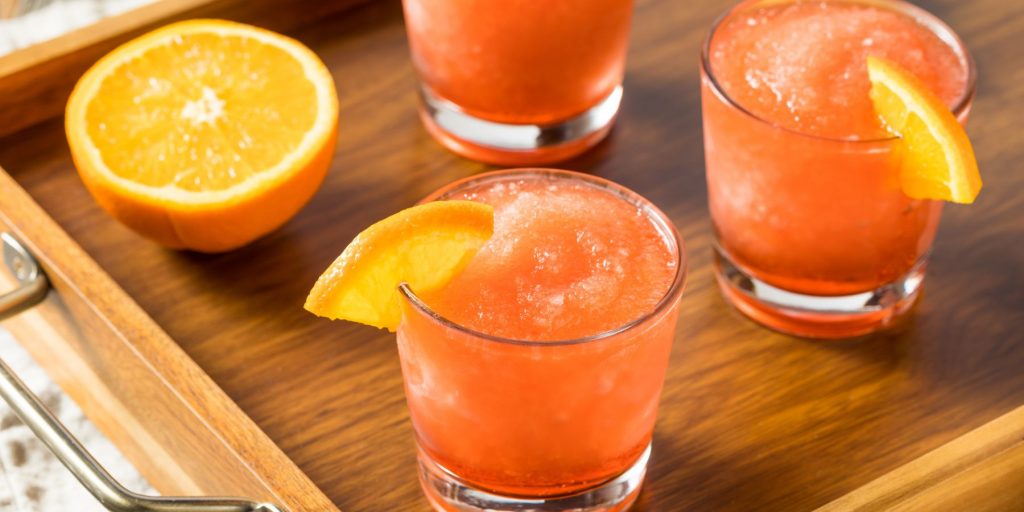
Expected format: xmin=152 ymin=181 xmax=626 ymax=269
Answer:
xmin=714 ymin=247 xmax=925 ymax=339
xmin=417 ymin=86 xmax=622 ymax=166
xmin=417 ymin=443 xmax=648 ymax=512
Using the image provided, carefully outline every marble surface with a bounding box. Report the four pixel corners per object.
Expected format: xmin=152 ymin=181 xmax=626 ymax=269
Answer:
xmin=0 ymin=0 xmax=152 ymax=56
xmin=0 ymin=328 xmax=154 ymax=510
xmin=1 ymin=1 xmax=156 ymax=509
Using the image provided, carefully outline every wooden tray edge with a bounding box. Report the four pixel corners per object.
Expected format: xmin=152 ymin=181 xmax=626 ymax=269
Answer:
xmin=818 ymin=404 xmax=1024 ymax=511
xmin=0 ymin=168 xmax=338 ymax=509
xmin=0 ymin=0 xmax=372 ymax=138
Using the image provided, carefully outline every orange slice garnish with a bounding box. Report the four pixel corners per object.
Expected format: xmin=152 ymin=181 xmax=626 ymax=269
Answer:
xmin=66 ymin=19 xmax=339 ymax=252
xmin=867 ymin=55 xmax=981 ymax=204
xmin=305 ymin=201 xmax=494 ymax=331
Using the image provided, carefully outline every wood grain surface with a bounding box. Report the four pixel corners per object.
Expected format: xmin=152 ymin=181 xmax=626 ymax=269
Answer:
xmin=0 ymin=0 xmax=1022 ymax=510
xmin=819 ymin=405 xmax=1024 ymax=511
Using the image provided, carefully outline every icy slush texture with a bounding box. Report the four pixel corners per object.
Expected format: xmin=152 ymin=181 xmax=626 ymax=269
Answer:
xmin=425 ymin=178 xmax=676 ymax=341
xmin=709 ymin=1 xmax=967 ymax=139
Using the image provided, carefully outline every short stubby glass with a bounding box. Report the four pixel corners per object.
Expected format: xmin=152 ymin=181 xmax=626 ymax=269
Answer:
xmin=700 ymin=0 xmax=976 ymax=338
xmin=401 ymin=1 xmax=634 ymax=165
xmin=395 ymin=169 xmax=686 ymax=511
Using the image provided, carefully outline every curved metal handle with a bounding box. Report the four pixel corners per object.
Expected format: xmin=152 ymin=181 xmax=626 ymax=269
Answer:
xmin=0 ymin=233 xmax=283 ymax=512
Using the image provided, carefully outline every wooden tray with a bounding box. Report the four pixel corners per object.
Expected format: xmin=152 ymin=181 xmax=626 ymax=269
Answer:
xmin=1 ymin=0 xmax=1023 ymax=510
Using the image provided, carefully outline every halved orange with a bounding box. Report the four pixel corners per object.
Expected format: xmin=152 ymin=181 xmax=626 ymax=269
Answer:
xmin=305 ymin=201 xmax=494 ymax=331
xmin=867 ymin=55 xmax=981 ymax=204
xmin=66 ymin=19 xmax=339 ymax=252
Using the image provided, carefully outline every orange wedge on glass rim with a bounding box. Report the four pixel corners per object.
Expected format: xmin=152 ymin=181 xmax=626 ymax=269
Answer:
xmin=65 ymin=19 xmax=339 ymax=253
xmin=305 ymin=201 xmax=494 ymax=331
xmin=867 ymin=55 xmax=981 ymax=204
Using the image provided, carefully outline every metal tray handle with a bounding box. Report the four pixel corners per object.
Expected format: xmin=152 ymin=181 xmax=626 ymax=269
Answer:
xmin=0 ymin=233 xmax=282 ymax=512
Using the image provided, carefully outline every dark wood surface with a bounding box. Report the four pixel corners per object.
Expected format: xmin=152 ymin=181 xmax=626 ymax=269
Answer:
xmin=1 ymin=0 xmax=1022 ymax=510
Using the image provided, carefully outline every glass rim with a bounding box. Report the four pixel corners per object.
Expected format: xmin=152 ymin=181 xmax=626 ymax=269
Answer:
xmin=398 ymin=168 xmax=687 ymax=348
xmin=700 ymin=0 xmax=978 ymax=144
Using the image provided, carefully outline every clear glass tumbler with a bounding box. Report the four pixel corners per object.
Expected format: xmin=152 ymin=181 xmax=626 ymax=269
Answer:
xmin=401 ymin=1 xmax=634 ymax=166
xmin=700 ymin=0 xmax=976 ymax=338
xmin=395 ymin=169 xmax=686 ymax=511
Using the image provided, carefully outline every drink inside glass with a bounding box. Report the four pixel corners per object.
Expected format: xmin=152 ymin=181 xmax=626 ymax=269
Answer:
xmin=396 ymin=169 xmax=685 ymax=511
xmin=701 ymin=0 xmax=975 ymax=338
xmin=401 ymin=1 xmax=634 ymax=165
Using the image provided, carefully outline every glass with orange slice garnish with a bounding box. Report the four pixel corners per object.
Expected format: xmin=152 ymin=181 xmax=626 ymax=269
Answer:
xmin=306 ymin=169 xmax=686 ymax=512
xmin=700 ymin=0 xmax=980 ymax=338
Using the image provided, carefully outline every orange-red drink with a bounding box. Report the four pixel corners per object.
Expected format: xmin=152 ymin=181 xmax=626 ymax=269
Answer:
xmin=397 ymin=170 xmax=685 ymax=511
xmin=701 ymin=0 xmax=975 ymax=338
xmin=402 ymin=1 xmax=634 ymax=165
